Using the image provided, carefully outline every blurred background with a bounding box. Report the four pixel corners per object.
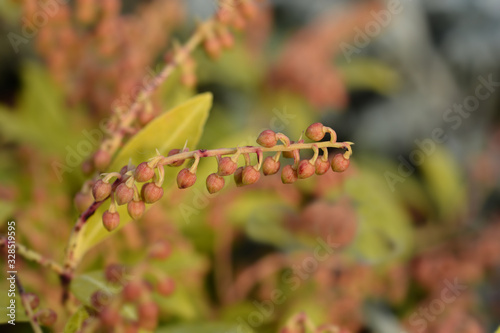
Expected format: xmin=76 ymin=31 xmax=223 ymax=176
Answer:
xmin=1 ymin=0 xmax=500 ymax=332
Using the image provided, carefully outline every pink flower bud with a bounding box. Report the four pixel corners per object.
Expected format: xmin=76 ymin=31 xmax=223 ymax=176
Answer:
xmin=331 ymin=153 xmax=350 ymax=172
xmin=81 ymin=159 xmax=94 ymax=175
xmin=315 ymin=158 xmax=330 ymax=175
xmin=305 ymin=123 xmax=325 ymax=141
xmin=23 ymin=292 xmax=39 ymax=310
xmin=242 ymin=166 xmax=260 ymax=185
xmin=181 ymin=73 xmax=197 ymax=88
xmin=138 ymin=301 xmax=159 ymax=331
xmin=256 ymin=130 xmax=277 ymax=148
xmin=102 ymin=210 xmax=120 ymax=232
xmin=281 ymin=165 xmax=298 ymax=184
xmin=219 ymin=30 xmax=234 ymax=48
xmin=230 ymin=11 xmax=246 ymax=30
xmin=218 ymin=157 xmax=238 ymax=176
xmin=149 ymin=240 xmax=171 ymax=260
xmin=92 ymin=179 xmax=112 ymax=202
xmin=134 ymin=162 xmax=155 ymax=182
xmin=216 ymin=7 xmax=232 ymax=24
xmin=74 ymin=192 xmax=93 ymax=213
xmin=177 ymin=168 xmax=197 ymax=189
xmin=156 ymin=277 xmax=176 ymax=296
xmin=94 ymin=150 xmax=111 ymax=172
xmin=234 ymin=166 xmax=244 ymax=187
xmin=115 ymin=183 xmax=134 ymax=205
xmin=138 ymin=110 xmax=155 ymax=126
xmin=35 ymin=308 xmax=57 ymax=326
xmin=105 ymin=264 xmax=128 ymax=285
xmin=262 ymin=157 xmax=280 ymax=175
xmin=127 ymin=200 xmax=145 ymax=220
xmin=120 ymin=164 xmax=134 ymax=175
xmin=99 ymin=307 xmax=120 ymax=327
xmin=122 ymin=281 xmax=144 ymax=302
xmin=141 ymin=183 xmax=164 ymax=203
xmin=204 ymin=38 xmax=221 ymax=59
xmin=239 ymin=0 xmax=257 ymax=19
xmin=206 ymin=173 xmax=225 ymax=194
xmin=167 ymin=149 xmax=185 ymax=167
xmin=297 ymin=160 xmax=315 ymax=179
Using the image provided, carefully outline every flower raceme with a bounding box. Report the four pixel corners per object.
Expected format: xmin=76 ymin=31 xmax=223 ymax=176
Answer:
xmin=89 ymin=123 xmax=353 ymax=232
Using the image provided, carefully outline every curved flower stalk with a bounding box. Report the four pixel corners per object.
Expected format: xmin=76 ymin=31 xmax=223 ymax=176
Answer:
xmin=90 ymin=123 xmax=353 ymax=232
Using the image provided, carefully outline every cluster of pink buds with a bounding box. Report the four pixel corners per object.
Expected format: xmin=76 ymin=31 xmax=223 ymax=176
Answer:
xmin=20 ymin=291 xmax=58 ymax=327
xmin=83 ymin=241 xmax=175 ymax=331
xmin=203 ymin=0 xmax=258 ymax=58
xmin=90 ymin=123 xmax=352 ymax=232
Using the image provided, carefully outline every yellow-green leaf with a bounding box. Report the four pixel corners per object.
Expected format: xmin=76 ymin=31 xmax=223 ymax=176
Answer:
xmin=73 ymin=93 xmax=212 ymax=261
xmin=63 ymin=306 xmax=89 ymax=333
xmin=419 ymin=146 xmax=466 ymax=221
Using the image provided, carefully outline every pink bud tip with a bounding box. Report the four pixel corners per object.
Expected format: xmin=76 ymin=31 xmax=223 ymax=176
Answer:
xmin=134 ymin=162 xmax=155 ymax=182
xmin=206 ymin=173 xmax=225 ymax=194
xmin=305 ymin=123 xmax=325 ymax=141
xmin=331 ymin=153 xmax=350 ymax=172
xmin=262 ymin=156 xmax=281 ymax=176
xmin=297 ymin=160 xmax=315 ymax=179
xmin=93 ymin=150 xmax=111 ymax=172
xmin=102 ymin=210 xmax=120 ymax=232
xmin=149 ymin=240 xmax=171 ymax=260
xmin=315 ymin=158 xmax=330 ymax=175
xmin=92 ymin=179 xmax=112 ymax=202
xmin=218 ymin=157 xmax=238 ymax=176
xmin=141 ymin=183 xmax=164 ymax=203
xmin=242 ymin=166 xmax=261 ymax=185
xmin=256 ymin=129 xmax=277 ymax=148
xmin=177 ymin=168 xmax=197 ymax=189
xmin=115 ymin=183 xmax=134 ymax=205
xmin=127 ymin=200 xmax=145 ymax=220
xmin=281 ymin=165 xmax=298 ymax=184
xmin=156 ymin=277 xmax=176 ymax=296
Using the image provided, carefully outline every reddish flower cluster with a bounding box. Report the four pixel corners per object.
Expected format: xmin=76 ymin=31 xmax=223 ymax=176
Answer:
xmin=81 ymin=241 xmax=175 ymax=331
xmin=87 ymin=123 xmax=352 ymax=232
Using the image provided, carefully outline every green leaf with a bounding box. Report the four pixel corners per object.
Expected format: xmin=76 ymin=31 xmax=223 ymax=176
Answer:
xmin=63 ymin=306 xmax=89 ymax=333
xmin=0 ymin=63 xmax=79 ymax=154
xmin=419 ymin=147 xmax=466 ymax=221
xmin=70 ymin=271 xmax=136 ymax=319
xmin=343 ymin=167 xmax=414 ymax=265
xmin=338 ymin=58 xmax=400 ymax=95
xmin=73 ymin=93 xmax=212 ymax=261
xmin=70 ymin=271 xmax=120 ymax=307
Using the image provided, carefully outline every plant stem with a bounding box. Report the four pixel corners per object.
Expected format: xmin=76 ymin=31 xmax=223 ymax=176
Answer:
xmin=16 ymin=276 xmax=43 ymax=333
xmin=0 ymin=237 xmax=64 ymax=275
xmin=103 ymin=21 xmax=214 ymax=160
xmin=159 ymin=141 xmax=353 ymax=167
